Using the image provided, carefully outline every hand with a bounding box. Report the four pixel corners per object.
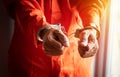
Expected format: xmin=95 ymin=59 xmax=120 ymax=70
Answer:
xmin=77 ymin=29 xmax=99 ymax=58
xmin=37 ymin=24 xmax=69 ymax=56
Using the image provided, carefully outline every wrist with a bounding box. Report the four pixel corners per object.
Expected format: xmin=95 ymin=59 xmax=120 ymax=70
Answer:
xmin=85 ymin=23 xmax=100 ymax=39
xmin=75 ymin=23 xmax=100 ymax=39
xmin=37 ymin=25 xmax=51 ymax=42
xmin=37 ymin=24 xmax=62 ymax=42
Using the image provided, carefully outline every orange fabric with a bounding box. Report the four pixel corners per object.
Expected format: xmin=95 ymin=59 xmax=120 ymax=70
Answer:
xmin=3 ymin=0 xmax=107 ymax=77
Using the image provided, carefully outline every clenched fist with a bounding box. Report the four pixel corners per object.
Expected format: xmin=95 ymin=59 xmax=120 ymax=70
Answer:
xmin=75 ymin=27 xmax=99 ymax=58
xmin=37 ymin=24 xmax=69 ymax=56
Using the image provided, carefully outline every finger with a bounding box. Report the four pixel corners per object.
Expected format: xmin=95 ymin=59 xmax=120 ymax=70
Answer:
xmin=88 ymin=30 xmax=97 ymax=42
xmin=54 ymin=30 xmax=69 ymax=47
xmin=43 ymin=29 xmax=64 ymax=56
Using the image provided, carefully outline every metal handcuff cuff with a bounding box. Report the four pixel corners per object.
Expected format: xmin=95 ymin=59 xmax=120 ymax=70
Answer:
xmin=75 ymin=23 xmax=100 ymax=39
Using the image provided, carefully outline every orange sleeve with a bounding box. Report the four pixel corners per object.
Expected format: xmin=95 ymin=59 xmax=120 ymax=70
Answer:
xmin=76 ymin=0 xmax=108 ymax=31
xmin=3 ymin=0 xmax=47 ymax=31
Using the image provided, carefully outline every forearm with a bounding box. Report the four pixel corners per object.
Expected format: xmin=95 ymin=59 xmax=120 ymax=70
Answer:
xmin=77 ymin=0 xmax=108 ymax=33
xmin=3 ymin=0 xmax=47 ymax=31
xmin=74 ymin=0 xmax=108 ymax=40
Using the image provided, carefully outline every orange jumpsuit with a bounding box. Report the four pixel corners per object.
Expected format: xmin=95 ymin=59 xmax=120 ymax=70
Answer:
xmin=3 ymin=0 xmax=107 ymax=77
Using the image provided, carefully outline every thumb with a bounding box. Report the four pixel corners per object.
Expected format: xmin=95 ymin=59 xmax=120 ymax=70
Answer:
xmin=54 ymin=30 xmax=69 ymax=47
xmin=79 ymin=30 xmax=89 ymax=46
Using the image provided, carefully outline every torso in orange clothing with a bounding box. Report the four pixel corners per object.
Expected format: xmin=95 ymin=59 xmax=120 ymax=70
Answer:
xmin=5 ymin=0 xmax=106 ymax=77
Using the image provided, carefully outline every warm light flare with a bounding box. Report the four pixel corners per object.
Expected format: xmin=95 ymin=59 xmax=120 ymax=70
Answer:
xmin=107 ymin=0 xmax=120 ymax=76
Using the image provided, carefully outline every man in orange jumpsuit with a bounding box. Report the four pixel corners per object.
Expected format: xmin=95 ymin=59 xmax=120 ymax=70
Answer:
xmin=3 ymin=0 xmax=107 ymax=77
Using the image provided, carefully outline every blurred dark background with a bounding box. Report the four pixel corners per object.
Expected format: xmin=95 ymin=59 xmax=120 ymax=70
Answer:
xmin=0 ymin=0 xmax=14 ymax=77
